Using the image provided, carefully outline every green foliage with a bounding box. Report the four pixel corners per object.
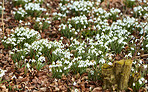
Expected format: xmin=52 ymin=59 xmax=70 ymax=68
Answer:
xmin=12 ymin=0 xmax=27 ymax=7
xmin=124 ymin=0 xmax=136 ymax=8
xmin=61 ymin=26 xmax=75 ymax=38
xmin=108 ymin=40 xmax=124 ymax=54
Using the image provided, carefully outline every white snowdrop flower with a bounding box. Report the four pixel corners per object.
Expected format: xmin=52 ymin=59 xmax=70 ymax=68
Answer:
xmin=138 ymin=80 xmax=142 ymax=84
xmin=137 ymin=52 xmax=140 ymax=55
xmin=3 ymin=36 xmax=7 ymax=39
xmin=87 ymin=56 xmax=90 ymax=59
xmin=21 ymin=56 xmax=25 ymax=59
xmin=128 ymin=53 xmax=132 ymax=57
xmin=13 ymin=11 xmax=16 ymax=15
xmin=47 ymin=21 xmax=51 ymax=24
xmin=90 ymin=70 xmax=94 ymax=75
xmin=108 ymin=62 xmax=113 ymax=65
xmin=24 ymin=59 xmax=28 ymax=62
xmin=143 ymin=65 xmax=147 ymax=69
xmin=27 ymin=22 xmax=31 ymax=25
xmin=139 ymin=60 xmax=143 ymax=64
xmin=73 ymin=82 xmax=77 ymax=85
xmin=60 ymin=37 xmax=63 ymax=40
xmin=11 ymin=75 xmax=17 ymax=79
xmin=64 ymin=60 xmax=70 ymax=64
xmin=54 ymin=79 xmax=57 ymax=81
xmin=0 ymin=69 xmax=6 ymax=77
xmin=32 ymin=59 xmax=36 ymax=62
xmin=74 ymin=89 xmax=79 ymax=92
xmin=99 ymin=58 xmax=105 ymax=64
xmin=10 ymin=51 xmax=14 ymax=55
xmin=19 ymin=20 xmax=23 ymax=23
xmin=64 ymin=67 xmax=68 ymax=70
xmin=133 ymin=83 xmax=135 ymax=86
xmin=15 ymin=62 xmax=18 ymax=66
xmin=145 ymin=80 xmax=147 ymax=83
xmin=140 ymin=77 xmax=145 ymax=81
xmin=131 ymin=68 xmax=134 ymax=71
xmin=49 ymin=68 xmax=52 ymax=72
xmin=29 ymin=59 xmax=32 ymax=62
xmin=39 ymin=22 xmax=42 ymax=25
xmin=59 ymin=69 xmax=62 ymax=72
xmin=26 ymin=63 xmax=30 ymax=68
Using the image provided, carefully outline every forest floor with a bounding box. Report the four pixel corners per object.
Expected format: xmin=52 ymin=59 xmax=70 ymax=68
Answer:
xmin=0 ymin=0 xmax=148 ymax=92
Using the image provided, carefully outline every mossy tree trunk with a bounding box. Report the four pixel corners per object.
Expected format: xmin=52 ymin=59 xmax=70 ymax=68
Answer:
xmin=102 ymin=59 xmax=133 ymax=91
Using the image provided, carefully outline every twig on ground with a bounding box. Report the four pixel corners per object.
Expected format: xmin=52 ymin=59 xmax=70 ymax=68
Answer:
xmin=2 ymin=0 xmax=4 ymax=37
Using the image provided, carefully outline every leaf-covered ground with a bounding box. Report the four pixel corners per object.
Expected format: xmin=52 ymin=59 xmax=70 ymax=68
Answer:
xmin=0 ymin=0 xmax=148 ymax=91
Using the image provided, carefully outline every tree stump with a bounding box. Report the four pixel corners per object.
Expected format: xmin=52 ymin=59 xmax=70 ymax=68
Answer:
xmin=102 ymin=59 xmax=133 ymax=91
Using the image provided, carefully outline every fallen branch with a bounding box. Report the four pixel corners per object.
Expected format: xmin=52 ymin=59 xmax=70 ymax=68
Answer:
xmin=2 ymin=0 xmax=4 ymax=37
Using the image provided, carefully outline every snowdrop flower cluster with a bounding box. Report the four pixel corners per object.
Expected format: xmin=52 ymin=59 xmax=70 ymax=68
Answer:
xmin=59 ymin=0 xmax=95 ymax=16
xmin=110 ymin=8 xmax=121 ymax=14
xmin=137 ymin=0 xmax=148 ymax=3
xmin=23 ymin=39 xmax=65 ymax=62
xmin=58 ymin=15 xmax=89 ymax=35
xmin=34 ymin=17 xmax=51 ymax=30
xmin=13 ymin=0 xmax=46 ymax=20
xmin=133 ymin=6 xmax=148 ymax=16
xmin=34 ymin=0 xmax=44 ymax=3
xmin=138 ymin=77 xmax=147 ymax=84
xmin=13 ymin=0 xmax=31 ymax=3
xmin=78 ymin=60 xmax=96 ymax=67
xmin=35 ymin=17 xmax=51 ymax=24
xmin=13 ymin=7 xmax=27 ymax=20
xmin=68 ymin=15 xmax=88 ymax=25
xmin=53 ymin=48 xmax=73 ymax=59
xmin=27 ymin=39 xmax=52 ymax=50
xmin=68 ymin=15 xmax=88 ymax=29
xmin=38 ymin=56 xmax=45 ymax=62
xmin=92 ymin=8 xmax=109 ymax=18
xmin=14 ymin=27 xmax=40 ymax=39
xmin=2 ymin=27 xmax=40 ymax=49
xmin=25 ymin=3 xmax=46 ymax=11
xmin=143 ymin=13 xmax=148 ymax=20
xmin=52 ymin=12 xmax=66 ymax=20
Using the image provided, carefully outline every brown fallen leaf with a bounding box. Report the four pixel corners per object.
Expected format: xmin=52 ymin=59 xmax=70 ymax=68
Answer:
xmin=0 ymin=54 xmax=3 ymax=58
xmin=40 ymin=87 xmax=47 ymax=92
xmin=0 ymin=85 xmax=8 ymax=92
xmin=41 ymin=32 xmax=46 ymax=38
xmin=92 ymin=87 xmax=102 ymax=92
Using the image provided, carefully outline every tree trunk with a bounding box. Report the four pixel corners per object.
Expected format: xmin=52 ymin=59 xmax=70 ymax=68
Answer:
xmin=102 ymin=59 xmax=133 ymax=91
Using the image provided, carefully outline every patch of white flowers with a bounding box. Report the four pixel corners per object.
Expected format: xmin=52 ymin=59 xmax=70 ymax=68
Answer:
xmin=5 ymin=0 xmax=148 ymax=87
xmin=2 ymin=27 xmax=40 ymax=48
xmin=59 ymin=0 xmax=95 ymax=16
xmin=25 ymin=3 xmax=46 ymax=11
xmin=110 ymin=8 xmax=121 ymax=14
xmin=13 ymin=7 xmax=27 ymax=18
xmin=133 ymin=6 xmax=148 ymax=16
xmin=13 ymin=0 xmax=31 ymax=3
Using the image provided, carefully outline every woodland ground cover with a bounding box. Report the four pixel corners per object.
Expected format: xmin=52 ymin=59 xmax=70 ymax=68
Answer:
xmin=0 ymin=0 xmax=147 ymax=91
